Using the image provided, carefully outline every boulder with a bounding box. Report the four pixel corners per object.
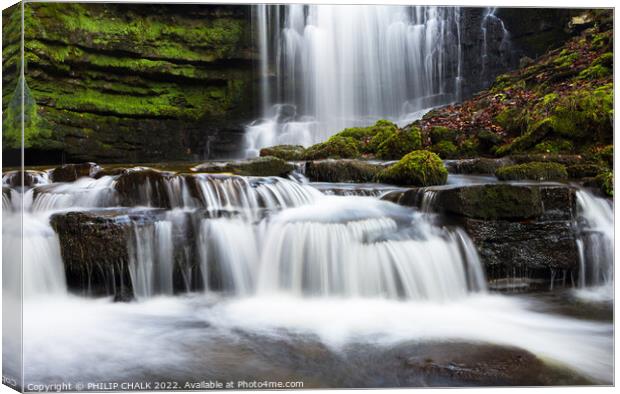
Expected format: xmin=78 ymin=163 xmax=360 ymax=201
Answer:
xmin=445 ymin=158 xmax=513 ymax=174
xmin=495 ymin=162 xmax=568 ymax=181
xmin=51 ymin=162 xmax=100 ymax=182
xmin=50 ymin=210 xmax=159 ymax=299
xmin=114 ymin=168 xmax=175 ymax=208
xmin=566 ymin=164 xmax=606 ymax=179
xmin=193 ymin=156 xmax=295 ymax=177
xmin=464 ymin=218 xmax=579 ymax=280
xmin=377 ymin=150 xmax=448 ymax=187
xmin=302 ymin=136 xmax=360 ymax=160
xmin=259 ymin=145 xmax=305 ymax=161
xmin=304 ymin=160 xmax=383 ymax=183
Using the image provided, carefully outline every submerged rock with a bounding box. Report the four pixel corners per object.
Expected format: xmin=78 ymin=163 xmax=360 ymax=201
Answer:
xmin=193 ymin=156 xmax=295 ymax=177
xmin=305 ymin=160 xmax=384 ymax=183
xmin=377 ymin=150 xmax=448 ymax=187
xmin=51 ymin=162 xmax=100 ymax=182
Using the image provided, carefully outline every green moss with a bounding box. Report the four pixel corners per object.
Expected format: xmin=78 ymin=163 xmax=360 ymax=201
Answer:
xmin=377 ymin=150 xmax=447 ymax=186
xmin=259 ymin=145 xmax=305 ymax=161
xmin=494 ymin=107 xmax=525 ymax=134
xmin=495 ymin=162 xmax=568 ymax=181
xmin=329 ymin=119 xmax=398 ymax=154
xmin=376 ymin=127 xmax=422 ymax=160
xmin=596 ymin=145 xmax=613 ymax=166
xmin=430 ymin=141 xmax=458 ymax=159
xmin=595 ymin=171 xmax=613 ymax=196
xmin=566 ymin=164 xmax=605 ymax=179
xmin=2 ymin=76 xmax=50 ymax=149
xmin=459 ymin=138 xmax=480 ymax=158
xmin=429 ymin=126 xmax=456 ymax=144
xmin=303 ymin=136 xmax=360 ymax=160
xmin=477 ymin=130 xmax=503 ymax=153
xmin=533 ymin=139 xmax=574 ymax=153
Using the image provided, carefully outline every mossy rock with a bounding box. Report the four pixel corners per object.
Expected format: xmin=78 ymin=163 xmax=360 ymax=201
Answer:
xmin=495 ymin=162 xmax=568 ymax=181
xmin=477 ymin=130 xmax=503 ymax=153
xmin=330 ymin=119 xmax=398 ymax=154
xmin=445 ymin=158 xmax=513 ymax=175
xmin=376 ymin=127 xmax=422 ymax=160
xmin=533 ymin=139 xmax=574 ymax=154
xmin=596 ymin=145 xmax=613 ymax=167
xmin=430 ymin=141 xmax=458 ymax=159
xmin=304 ymin=160 xmax=383 ymax=183
xmin=194 ymin=156 xmax=295 ymax=177
xmin=435 ymin=184 xmax=544 ymax=220
xmin=566 ymin=164 xmax=605 ymax=179
xmin=430 ymin=126 xmax=457 ymax=144
xmin=259 ymin=145 xmax=305 ymax=161
xmin=377 ymin=150 xmax=447 ymax=186
xmin=594 ymin=171 xmax=613 ymax=197
xmin=303 ymin=136 xmax=360 ymax=160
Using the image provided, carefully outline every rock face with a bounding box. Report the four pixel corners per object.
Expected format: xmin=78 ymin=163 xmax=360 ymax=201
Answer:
xmin=50 ymin=210 xmax=162 ymax=300
xmin=393 ymin=184 xmax=579 ymax=285
xmin=305 ymin=160 xmax=383 ymax=183
xmin=2 ymin=3 xmax=257 ymax=164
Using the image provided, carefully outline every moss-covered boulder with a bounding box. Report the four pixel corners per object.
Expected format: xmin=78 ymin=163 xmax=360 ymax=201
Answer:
xmin=259 ymin=145 xmax=305 ymax=161
xmin=376 ymin=126 xmax=422 ymax=160
xmin=304 ymin=160 xmax=383 ymax=183
xmin=495 ymin=162 xmax=568 ymax=181
xmin=303 ymin=136 xmax=360 ymax=160
xmin=51 ymin=162 xmax=100 ymax=182
xmin=445 ymin=158 xmax=514 ymax=175
xmin=430 ymin=141 xmax=458 ymax=159
xmin=194 ymin=156 xmax=295 ymax=177
xmin=430 ymin=126 xmax=457 ymax=144
xmin=377 ymin=150 xmax=447 ymax=186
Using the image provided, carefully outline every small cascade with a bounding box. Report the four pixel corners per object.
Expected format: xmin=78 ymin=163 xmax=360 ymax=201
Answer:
xmin=127 ymin=221 xmax=175 ymax=299
xmin=256 ymin=196 xmax=486 ymax=301
xmin=575 ymin=190 xmax=614 ymax=291
xmin=30 ymin=176 xmax=118 ymax=212
xmin=197 ymin=218 xmax=258 ymax=295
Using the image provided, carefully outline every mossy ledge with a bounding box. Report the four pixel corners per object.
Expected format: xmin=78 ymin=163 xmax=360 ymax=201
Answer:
xmin=2 ymin=3 xmax=256 ymax=163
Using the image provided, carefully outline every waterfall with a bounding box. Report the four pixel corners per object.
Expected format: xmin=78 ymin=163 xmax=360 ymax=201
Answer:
xmin=480 ymin=7 xmax=511 ymax=87
xmin=575 ymin=190 xmax=614 ymax=298
xmin=256 ymin=196 xmax=486 ymax=300
xmin=245 ymin=5 xmax=465 ymax=155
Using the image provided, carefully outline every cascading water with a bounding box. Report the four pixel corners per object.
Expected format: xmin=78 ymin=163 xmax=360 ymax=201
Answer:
xmin=575 ymin=190 xmax=614 ymax=301
xmin=246 ymin=5 xmax=466 ymax=155
xmin=3 ymin=168 xmax=613 ymax=384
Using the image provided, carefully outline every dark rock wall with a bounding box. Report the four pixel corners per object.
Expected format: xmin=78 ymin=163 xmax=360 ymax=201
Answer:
xmin=2 ymin=3 xmax=258 ymax=164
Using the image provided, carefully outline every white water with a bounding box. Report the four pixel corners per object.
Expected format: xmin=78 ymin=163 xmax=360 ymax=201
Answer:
xmin=574 ymin=190 xmax=614 ymax=301
xmin=246 ymin=5 xmax=466 ymax=155
xmin=2 ymin=171 xmax=614 ymax=385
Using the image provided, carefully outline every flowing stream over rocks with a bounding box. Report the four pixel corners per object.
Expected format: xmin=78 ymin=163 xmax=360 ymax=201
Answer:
xmin=1 ymin=166 xmax=613 ymax=386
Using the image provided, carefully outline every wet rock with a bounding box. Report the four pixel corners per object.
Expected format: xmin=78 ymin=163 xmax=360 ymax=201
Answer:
xmin=495 ymin=162 xmax=568 ymax=181
xmin=259 ymin=145 xmax=306 ymax=161
xmin=193 ymin=156 xmax=295 ymax=177
xmin=50 ymin=209 xmax=162 ymax=299
xmin=2 ymin=170 xmax=49 ymax=188
xmin=435 ymin=184 xmax=544 ymax=220
xmin=465 ymin=218 xmax=579 ymax=279
xmin=509 ymin=153 xmax=583 ymax=166
xmin=114 ymin=168 xmax=175 ymax=208
xmin=50 ymin=162 xmax=100 ymax=182
xmin=566 ymin=164 xmax=606 ymax=179
xmin=445 ymin=157 xmax=514 ymax=174
xmin=305 ymin=160 xmax=384 ymax=183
